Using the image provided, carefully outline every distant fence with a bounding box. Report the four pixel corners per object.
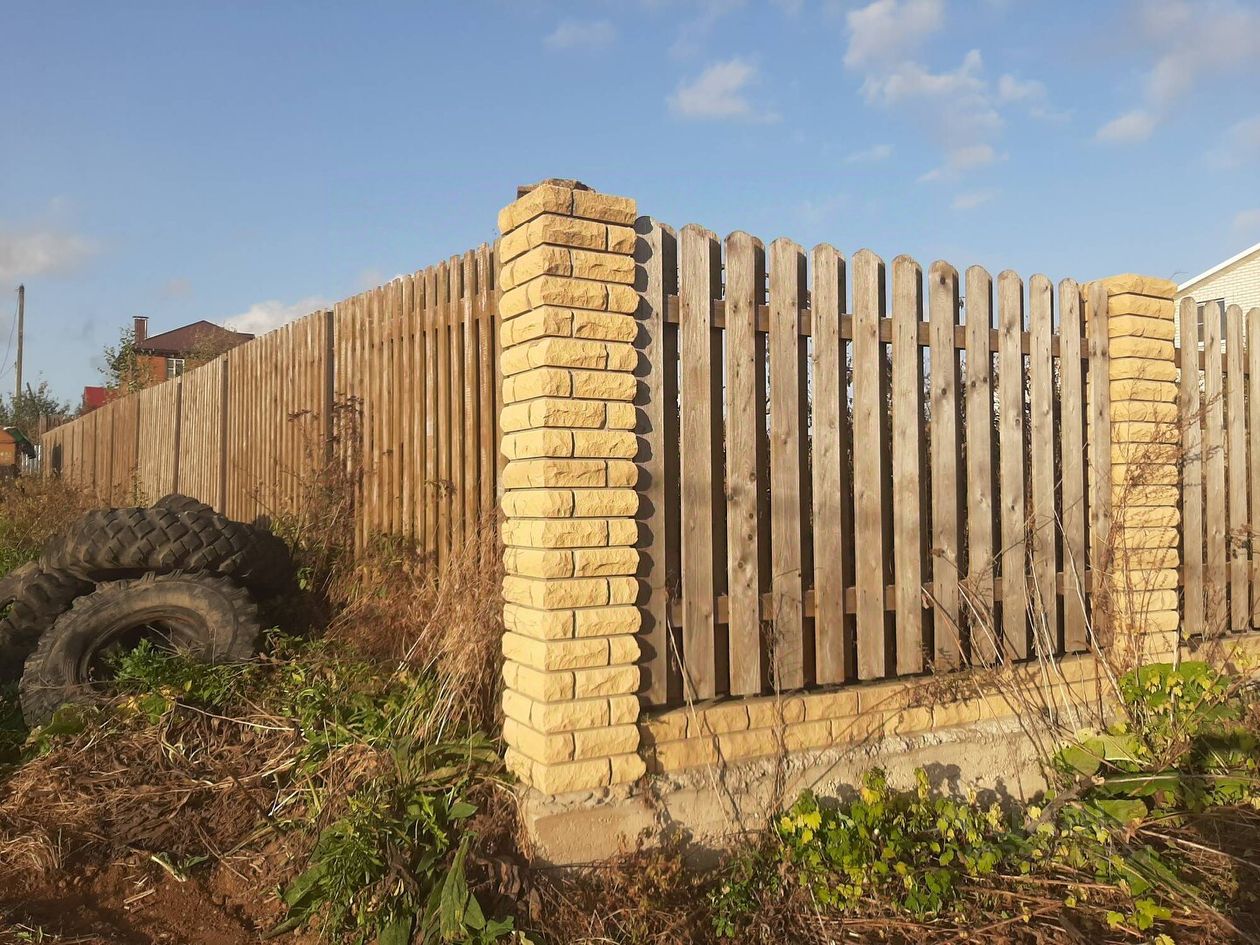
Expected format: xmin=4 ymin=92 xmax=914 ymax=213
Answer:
xmin=41 ymin=245 xmax=500 ymax=568
xmin=635 ymin=221 xmax=1112 ymax=707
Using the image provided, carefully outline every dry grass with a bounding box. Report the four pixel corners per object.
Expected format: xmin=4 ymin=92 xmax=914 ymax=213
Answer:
xmin=0 ymin=476 xmax=95 ymax=576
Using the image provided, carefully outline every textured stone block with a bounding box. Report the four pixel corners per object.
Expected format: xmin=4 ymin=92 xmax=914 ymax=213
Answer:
xmin=572 ymin=190 xmax=637 ymax=225
xmin=498 ymin=184 xmax=575 ymax=234
xmin=573 ymin=546 xmax=639 ymax=576
xmin=502 ymin=459 xmax=609 ymax=489
xmin=1109 ymin=358 xmax=1177 ymax=382
xmin=1107 ymin=315 xmax=1177 ymax=341
xmin=572 ymin=310 xmax=639 ymax=342
xmin=1097 ymin=274 xmax=1177 ymax=299
xmin=504 ymin=574 xmax=612 ymax=609
xmin=500 ymin=245 xmax=572 ymax=291
xmin=501 ymin=398 xmax=606 ymax=432
xmin=1107 ymin=294 xmax=1175 ymax=319
xmin=574 ymin=606 xmax=640 ymax=636
xmin=572 ymin=431 xmax=638 ymax=459
xmin=501 ymin=431 xmax=573 ymax=461
xmin=572 ymin=724 xmax=639 ymax=760
xmin=501 ymin=518 xmax=610 ymax=549
xmin=505 ymin=603 xmax=576 ymax=641
xmin=570 ymin=368 xmax=637 ymax=401
xmin=572 ymin=664 xmax=639 ymax=698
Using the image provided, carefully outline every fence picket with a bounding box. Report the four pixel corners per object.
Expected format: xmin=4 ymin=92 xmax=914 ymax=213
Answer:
xmin=891 ymin=256 xmax=927 ymax=675
xmin=1028 ymin=274 xmax=1058 ymax=654
xmin=679 ymin=225 xmax=722 ymax=699
xmin=1250 ymin=307 xmax=1260 ymax=628
xmin=1226 ymin=305 xmax=1248 ymax=632
xmin=636 ymin=219 xmax=681 ymax=705
xmin=997 ymin=272 xmax=1028 ymax=660
xmin=1060 ymin=280 xmax=1089 ymax=651
xmin=769 ymin=238 xmax=810 ymax=689
xmin=853 ymin=249 xmax=890 ymax=679
xmin=725 ymin=232 xmax=768 ymax=695
xmin=964 ymin=267 xmax=997 ymax=664
xmin=812 ymin=244 xmax=851 ymax=684
xmin=928 ymin=262 xmax=962 ymax=669
xmin=1203 ymin=301 xmax=1227 ymax=635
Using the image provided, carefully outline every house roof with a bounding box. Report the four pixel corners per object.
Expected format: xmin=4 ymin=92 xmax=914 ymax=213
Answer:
xmin=137 ymin=320 xmax=254 ymax=356
xmin=1178 ymin=241 xmax=1260 ymax=293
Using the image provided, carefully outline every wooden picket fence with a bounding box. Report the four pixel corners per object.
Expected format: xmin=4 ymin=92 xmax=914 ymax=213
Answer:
xmin=1179 ymin=298 xmax=1260 ymax=638
xmin=635 ymin=220 xmax=1113 ymax=708
xmin=41 ymin=245 xmax=501 ymax=568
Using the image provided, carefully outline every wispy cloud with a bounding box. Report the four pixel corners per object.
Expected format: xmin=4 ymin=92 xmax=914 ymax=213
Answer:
xmin=668 ymin=0 xmax=746 ymax=60
xmin=846 ymin=143 xmax=893 ymax=163
xmin=1209 ymin=115 xmax=1260 ymax=168
xmin=1234 ymin=208 xmax=1260 ymax=234
xmin=545 ymin=19 xmax=616 ymax=51
xmin=222 ymin=296 xmax=331 ymax=335
xmin=161 ymin=277 xmax=192 ymax=299
xmin=952 ymin=189 xmax=996 ymax=210
xmin=1095 ymin=109 xmax=1158 ymax=143
xmin=1097 ymin=0 xmax=1260 ymax=144
xmin=844 ymin=0 xmax=943 ymax=70
xmin=668 ymin=58 xmax=777 ymax=121
xmin=920 ymin=142 xmax=1001 ymax=181
xmin=840 ymin=3 xmax=1056 ymax=182
xmin=0 ymin=224 xmax=97 ymax=284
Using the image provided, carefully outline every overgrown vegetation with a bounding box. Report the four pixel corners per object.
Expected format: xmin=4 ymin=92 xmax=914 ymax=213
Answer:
xmin=1 ymin=422 xmax=1258 ymax=944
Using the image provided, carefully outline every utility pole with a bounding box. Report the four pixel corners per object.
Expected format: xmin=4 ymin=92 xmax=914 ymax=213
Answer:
xmin=14 ymin=284 xmax=24 ymax=401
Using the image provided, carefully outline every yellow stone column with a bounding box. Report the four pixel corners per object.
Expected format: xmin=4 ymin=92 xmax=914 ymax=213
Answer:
xmin=497 ymin=180 xmax=647 ymax=795
xmin=1097 ymin=274 xmax=1181 ymax=663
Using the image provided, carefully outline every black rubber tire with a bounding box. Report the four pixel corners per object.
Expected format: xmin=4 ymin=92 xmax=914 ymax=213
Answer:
xmin=19 ymin=572 xmax=261 ymax=726
xmin=40 ymin=505 xmax=294 ymax=596
xmin=0 ymin=564 xmax=94 ymax=682
xmin=151 ymin=494 xmax=215 ymax=517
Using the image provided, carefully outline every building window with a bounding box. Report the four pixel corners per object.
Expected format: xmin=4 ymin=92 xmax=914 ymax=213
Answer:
xmin=166 ymin=357 xmax=185 ymax=379
xmin=1195 ymin=298 xmax=1228 ymax=342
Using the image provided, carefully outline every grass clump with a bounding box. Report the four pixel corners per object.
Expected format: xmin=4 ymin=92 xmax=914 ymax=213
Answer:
xmin=0 ymin=476 xmax=94 ymax=576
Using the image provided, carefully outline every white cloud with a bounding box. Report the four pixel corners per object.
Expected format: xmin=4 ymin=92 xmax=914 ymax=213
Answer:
xmin=952 ymin=190 xmax=996 ymax=210
xmin=0 ymin=225 xmax=97 ymax=283
xmin=846 ymin=143 xmax=893 ymax=163
xmin=1099 ymin=0 xmax=1260 ymax=143
xmin=1210 ymin=115 xmax=1260 ymax=168
xmin=667 ymin=0 xmax=746 ymax=60
xmin=1095 ymin=109 xmax=1157 ymax=143
xmin=222 ymin=296 xmax=331 ymax=335
xmin=844 ymin=0 xmax=943 ymax=70
xmin=996 ymin=73 xmax=1044 ymax=104
xmin=668 ymin=58 xmax=776 ymax=121
xmin=545 ymin=19 xmax=616 ymax=50
xmin=920 ymin=142 xmax=1000 ymax=181
xmin=841 ymin=2 xmax=1059 ymax=175
xmin=1234 ymin=208 xmax=1260 ymax=234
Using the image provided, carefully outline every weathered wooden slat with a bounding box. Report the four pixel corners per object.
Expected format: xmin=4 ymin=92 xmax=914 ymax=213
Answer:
xmin=891 ymin=256 xmax=927 ymax=675
xmin=928 ymin=262 xmax=962 ymax=669
xmin=636 ymin=219 xmax=681 ymax=706
xmin=1226 ymin=304 xmax=1248 ymax=632
xmin=1179 ymin=297 xmax=1205 ymax=637
xmin=853 ymin=249 xmax=890 ymax=679
xmin=425 ymin=265 xmax=440 ymax=561
xmin=463 ymin=251 xmax=480 ymax=544
xmin=724 ymin=231 xmax=767 ymax=696
xmin=435 ymin=263 xmax=452 ymax=568
xmin=812 ymin=244 xmax=851 ymax=684
xmin=1203 ymin=300 xmax=1227 ymax=636
xmin=1060 ymin=280 xmax=1089 ymax=651
xmin=1028 ymin=274 xmax=1058 ymax=655
xmin=678 ymin=224 xmax=722 ymax=700
xmin=769 ymin=238 xmax=810 ymax=689
xmin=1086 ymin=284 xmax=1111 ymax=641
xmin=1250 ymin=307 xmax=1260 ymax=628
xmin=478 ymin=245 xmax=496 ymax=530
xmin=997 ymin=271 xmax=1028 ymax=661
xmin=965 ymin=268 xmax=997 ymax=664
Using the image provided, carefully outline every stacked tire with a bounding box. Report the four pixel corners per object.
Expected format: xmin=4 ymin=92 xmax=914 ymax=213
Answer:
xmin=0 ymin=495 xmax=294 ymax=726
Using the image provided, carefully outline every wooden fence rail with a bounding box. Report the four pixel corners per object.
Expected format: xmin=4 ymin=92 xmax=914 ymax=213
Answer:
xmin=41 ymin=245 xmax=500 ymax=568
xmin=635 ymin=220 xmax=1110 ymax=708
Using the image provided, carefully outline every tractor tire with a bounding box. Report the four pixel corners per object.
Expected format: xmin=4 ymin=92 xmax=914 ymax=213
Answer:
xmin=151 ymin=494 xmax=215 ymax=518
xmin=19 ymin=572 xmax=261 ymax=726
xmin=0 ymin=564 xmax=94 ymax=681
xmin=40 ymin=505 xmax=294 ymax=596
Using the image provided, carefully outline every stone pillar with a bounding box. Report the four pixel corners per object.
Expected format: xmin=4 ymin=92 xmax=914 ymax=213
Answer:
xmin=1097 ymin=274 xmax=1181 ymax=663
xmin=496 ymin=180 xmax=647 ymax=795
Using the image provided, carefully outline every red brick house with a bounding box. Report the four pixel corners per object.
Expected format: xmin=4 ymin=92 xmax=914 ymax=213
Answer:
xmin=81 ymin=316 xmax=254 ymax=412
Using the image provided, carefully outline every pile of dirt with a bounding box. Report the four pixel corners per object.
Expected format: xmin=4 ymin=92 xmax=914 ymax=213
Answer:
xmin=1 ymin=855 xmax=321 ymax=945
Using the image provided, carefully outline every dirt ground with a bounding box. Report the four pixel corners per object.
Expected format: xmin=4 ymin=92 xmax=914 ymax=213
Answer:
xmin=0 ymin=857 xmax=322 ymax=945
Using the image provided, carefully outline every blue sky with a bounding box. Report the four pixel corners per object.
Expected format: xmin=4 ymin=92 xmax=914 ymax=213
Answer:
xmin=3 ymin=0 xmax=1259 ymax=402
